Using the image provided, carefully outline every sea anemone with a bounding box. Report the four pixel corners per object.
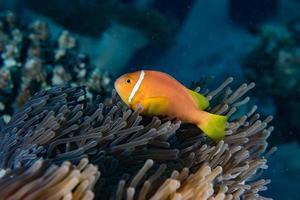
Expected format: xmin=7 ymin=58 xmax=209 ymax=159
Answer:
xmin=0 ymin=76 xmax=275 ymax=199
xmin=0 ymin=158 xmax=99 ymax=200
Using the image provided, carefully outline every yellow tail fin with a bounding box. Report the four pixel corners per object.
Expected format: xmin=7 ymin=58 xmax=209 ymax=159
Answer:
xmin=197 ymin=112 xmax=227 ymax=141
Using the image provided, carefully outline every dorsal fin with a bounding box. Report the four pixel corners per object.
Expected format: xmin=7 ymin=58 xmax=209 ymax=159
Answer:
xmin=188 ymin=89 xmax=209 ymax=110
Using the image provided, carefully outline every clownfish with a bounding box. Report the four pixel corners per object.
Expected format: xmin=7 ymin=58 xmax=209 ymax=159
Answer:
xmin=114 ymin=70 xmax=227 ymax=141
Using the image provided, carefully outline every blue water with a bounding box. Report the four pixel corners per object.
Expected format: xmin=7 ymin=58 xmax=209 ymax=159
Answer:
xmin=0 ymin=0 xmax=300 ymax=199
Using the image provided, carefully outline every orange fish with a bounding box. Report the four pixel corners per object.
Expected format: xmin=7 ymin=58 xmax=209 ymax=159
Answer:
xmin=114 ymin=70 xmax=227 ymax=141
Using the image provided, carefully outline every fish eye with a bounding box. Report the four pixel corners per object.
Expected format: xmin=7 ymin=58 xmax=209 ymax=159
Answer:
xmin=127 ymin=79 xmax=131 ymax=83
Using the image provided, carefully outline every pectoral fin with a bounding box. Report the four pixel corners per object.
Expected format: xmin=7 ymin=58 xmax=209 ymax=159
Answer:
xmin=138 ymin=97 xmax=169 ymax=116
xmin=188 ymin=89 xmax=209 ymax=110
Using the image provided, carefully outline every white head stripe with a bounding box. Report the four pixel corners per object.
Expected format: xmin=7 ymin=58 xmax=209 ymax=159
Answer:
xmin=128 ymin=70 xmax=145 ymax=103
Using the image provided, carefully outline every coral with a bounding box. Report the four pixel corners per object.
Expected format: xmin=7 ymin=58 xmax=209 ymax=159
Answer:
xmin=25 ymin=0 xmax=177 ymax=46
xmin=22 ymin=0 xmax=184 ymax=75
xmin=243 ymin=22 xmax=300 ymax=144
xmin=0 ymin=158 xmax=100 ymax=200
xmin=0 ymin=12 xmax=111 ymax=117
xmin=0 ymin=76 xmax=275 ymax=199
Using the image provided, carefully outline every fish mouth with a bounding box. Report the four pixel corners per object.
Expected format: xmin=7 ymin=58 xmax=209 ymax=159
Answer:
xmin=114 ymin=79 xmax=121 ymax=94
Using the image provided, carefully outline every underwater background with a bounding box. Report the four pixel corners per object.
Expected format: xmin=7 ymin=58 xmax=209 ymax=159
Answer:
xmin=0 ymin=0 xmax=299 ymax=199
